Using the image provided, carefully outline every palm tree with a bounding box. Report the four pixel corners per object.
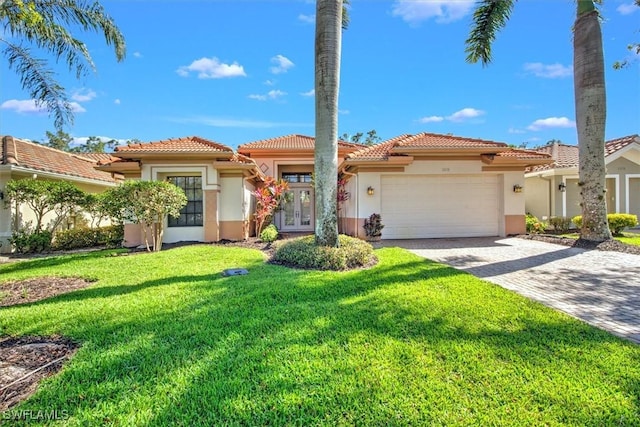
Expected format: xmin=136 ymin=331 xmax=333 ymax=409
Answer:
xmin=314 ymin=0 xmax=344 ymax=247
xmin=465 ymin=0 xmax=612 ymax=242
xmin=0 ymin=0 xmax=126 ymax=129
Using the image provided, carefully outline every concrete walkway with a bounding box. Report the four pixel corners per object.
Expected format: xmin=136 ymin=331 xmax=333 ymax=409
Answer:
xmin=380 ymin=237 xmax=640 ymax=345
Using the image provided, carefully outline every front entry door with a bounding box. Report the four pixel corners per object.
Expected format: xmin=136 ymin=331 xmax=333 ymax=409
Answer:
xmin=281 ymin=188 xmax=314 ymax=231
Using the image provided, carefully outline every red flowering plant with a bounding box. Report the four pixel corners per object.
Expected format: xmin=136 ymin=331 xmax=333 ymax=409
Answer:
xmin=337 ymin=175 xmax=351 ymax=233
xmin=254 ymin=177 xmax=289 ymax=235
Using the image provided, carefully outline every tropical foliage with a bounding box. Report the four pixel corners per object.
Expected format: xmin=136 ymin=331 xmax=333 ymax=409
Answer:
xmin=253 ymin=177 xmax=289 ymax=236
xmin=0 ymin=0 xmax=126 ymax=128
xmin=465 ymin=0 xmax=611 ymax=242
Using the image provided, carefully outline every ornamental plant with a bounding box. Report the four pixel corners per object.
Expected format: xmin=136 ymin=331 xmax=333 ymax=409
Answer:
xmin=104 ymin=180 xmax=187 ymax=251
xmin=254 ymin=177 xmax=289 ymax=236
xmin=363 ymin=213 xmax=384 ymax=238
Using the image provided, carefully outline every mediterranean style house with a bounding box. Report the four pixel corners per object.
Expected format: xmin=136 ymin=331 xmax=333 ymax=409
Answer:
xmin=1 ymin=131 xmax=554 ymax=250
xmin=97 ymin=132 xmax=551 ymax=244
xmin=525 ymin=135 xmax=640 ymax=221
xmin=0 ymin=136 xmax=117 ymax=253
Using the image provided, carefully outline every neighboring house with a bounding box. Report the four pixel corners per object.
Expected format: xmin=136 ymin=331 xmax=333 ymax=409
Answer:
xmin=238 ymin=135 xmax=365 ymax=233
xmin=0 ymin=135 xmax=118 ymax=253
xmin=336 ymin=133 xmax=552 ymax=239
xmin=96 ymin=136 xmax=264 ymax=246
xmin=525 ymin=135 xmax=640 ymax=221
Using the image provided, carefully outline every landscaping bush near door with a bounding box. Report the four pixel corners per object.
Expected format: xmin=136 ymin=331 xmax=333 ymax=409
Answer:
xmin=273 ymin=234 xmax=374 ymax=270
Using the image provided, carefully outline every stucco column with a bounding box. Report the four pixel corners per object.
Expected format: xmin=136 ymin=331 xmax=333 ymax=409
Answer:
xmin=204 ymin=189 xmax=219 ymax=242
xmin=0 ymin=173 xmax=11 ymax=253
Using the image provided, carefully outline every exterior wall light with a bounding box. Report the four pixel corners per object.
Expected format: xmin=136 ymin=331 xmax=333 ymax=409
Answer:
xmin=0 ymin=191 xmax=3 ymax=200
xmin=513 ymin=184 xmax=523 ymax=193
xmin=558 ymin=182 xmax=566 ymax=192
xmin=367 ymin=186 xmax=374 ymax=196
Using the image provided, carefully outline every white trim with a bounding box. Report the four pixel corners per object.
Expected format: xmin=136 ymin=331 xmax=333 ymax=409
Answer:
xmin=148 ymin=165 xmax=219 ymax=190
xmin=605 ymin=140 xmax=640 ymax=164
xmin=626 ymin=174 xmax=640 ymax=214
xmin=561 ymin=177 xmax=567 ymax=217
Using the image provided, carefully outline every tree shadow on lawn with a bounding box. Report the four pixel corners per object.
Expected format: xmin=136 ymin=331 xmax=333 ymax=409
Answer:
xmin=0 ymin=249 xmax=125 ymax=275
xmin=8 ymin=250 xmax=640 ymax=425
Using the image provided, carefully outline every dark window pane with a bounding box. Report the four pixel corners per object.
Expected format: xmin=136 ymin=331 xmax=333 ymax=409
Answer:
xmin=167 ymin=176 xmax=203 ymax=227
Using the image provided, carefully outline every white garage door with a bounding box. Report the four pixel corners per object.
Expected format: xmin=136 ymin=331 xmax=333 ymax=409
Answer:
xmin=381 ymin=175 xmax=500 ymax=239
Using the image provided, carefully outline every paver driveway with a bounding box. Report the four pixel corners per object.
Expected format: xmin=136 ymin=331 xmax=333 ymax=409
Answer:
xmin=381 ymin=237 xmax=640 ymax=345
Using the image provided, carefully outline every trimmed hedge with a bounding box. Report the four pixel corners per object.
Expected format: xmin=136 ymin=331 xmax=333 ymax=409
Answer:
xmin=52 ymin=225 xmax=124 ymax=250
xmin=548 ymin=216 xmax=572 ymax=233
xmin=10 ymin=230 xmax=52 ymax=253
xmin=572 ymin=213 xmax=638 ymax=235
xmin=259 ymin=224 xmax=278 ymax=243
xmin=273 ymin=234 xmax=374 ymax=270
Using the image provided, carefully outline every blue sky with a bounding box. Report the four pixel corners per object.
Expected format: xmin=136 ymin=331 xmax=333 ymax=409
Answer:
xmin=1 ymin=0 xmax=639 ymax=150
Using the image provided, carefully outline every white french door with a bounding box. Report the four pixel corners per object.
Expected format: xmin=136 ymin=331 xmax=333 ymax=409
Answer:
xmin=281 ymin=188 xmax=314 ymax=231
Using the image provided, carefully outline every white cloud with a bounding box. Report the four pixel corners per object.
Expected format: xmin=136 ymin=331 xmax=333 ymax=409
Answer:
xmin=446 ymin=107 xmax=485 ymax=122
xmin=71 ymin=88 xmax=97 ymax=102
xmin=298 ymin=13 xmax=315 ymax=23
xmin=300 ymin=89 xmax=315 ymax=97
xmin=339 ymin=109 xmax=350 ymax=115
xmin=264 ymin=79 xmax=275 ymax=86
xmin=527 ymin=117 xmax=575 ymax=131
xmin=523 ymin=62 xmax=572 ymax=79
xmin=248 ymin=89 xmax=287 ymax=101
xmin=617 ymin=3 xmax=638 ymax=15
xmin=1 ymin=99 xmax=85 ymax=114
xmin=419 ymin=115 xmax=444 ymax=123
xmin=114 ymin=99 xmax=121 ymax=105
xmin=133 ymin=51 xmax=142 ymax=58
xmin=508 ymin=127 xmax=526 ymax=134
xmin=169 ymin=116 xmax=312 ymax=128
xmin=392 ymin=0 xmax=474 ymax=24
xmin=177 ymin=57 xmax=247 ymax=79
xmin=270 ymin=55 xmax=295 ymax=74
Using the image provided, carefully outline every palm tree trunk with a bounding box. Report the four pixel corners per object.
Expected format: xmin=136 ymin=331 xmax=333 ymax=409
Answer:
xmin=574 ymin=0 xmax=612 ymax=242
xmin=314 ymin=0 xmax=343 ymax=247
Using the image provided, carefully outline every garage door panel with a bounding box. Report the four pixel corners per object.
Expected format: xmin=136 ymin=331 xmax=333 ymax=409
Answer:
xmin=381 ymin=175 xmax=499 ymax=239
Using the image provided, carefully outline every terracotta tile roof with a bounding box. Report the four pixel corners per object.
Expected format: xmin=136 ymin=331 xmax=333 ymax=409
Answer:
xmin=76 ymin=153 xmax=115 ymax=163
xmin=347 ymin=132 xmax=510 ymax=160
xmin=530 ymin=143 xmax=579 ymax=172
xmin=496 ymin=148 xmax=553 ymax=160
xmin=346 ymin=136 xmax=409 ymax=161
xmin=605 ymin=134 xmax=639 ymax=156
xmin=115 ymin=136 xmax=233 ymax=154
xmin=229 ymin=152 xmax=258 ymax=165
xmin=238 ymin=134 xmax=365 ymax=151
xmin=1 ymin=136 xmax=117 ymax=183
xmin=394 ymin=132 xmax=507 ymax=150
xmin=528 ymin=135 xmax=639 ymax=173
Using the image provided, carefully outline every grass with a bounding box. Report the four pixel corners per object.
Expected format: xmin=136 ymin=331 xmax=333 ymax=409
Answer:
xmin=561 ymin=231 xmax=640 ymax=246
xmin=1 ymin=245 xmax=639 ymax=425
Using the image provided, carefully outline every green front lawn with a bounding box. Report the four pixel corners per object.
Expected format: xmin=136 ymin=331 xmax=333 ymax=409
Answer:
xmin=1 ymin=246 xmax=639 ymax=425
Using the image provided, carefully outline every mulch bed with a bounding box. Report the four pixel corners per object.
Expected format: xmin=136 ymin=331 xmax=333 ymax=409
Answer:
xmin=518 ymin=234 xmax=640 ymax=255
xmin=0 ymin=277 xmax=94 ymax=307
xmin=0 ymin=335 xmax=79 ymax=412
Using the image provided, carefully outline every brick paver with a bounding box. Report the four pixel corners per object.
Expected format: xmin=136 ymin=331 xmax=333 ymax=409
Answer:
xmin=382 ymin=237 xmax=640 ymax=345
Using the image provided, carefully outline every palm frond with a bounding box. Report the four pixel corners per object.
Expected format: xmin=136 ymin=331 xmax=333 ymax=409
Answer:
xmin=2 ymin=41 xmax=73 ymax=129
xmin=465 ymin=0 xmax=516 ymax=65
xmin=342 ymin=0 xmax=350 ymax=30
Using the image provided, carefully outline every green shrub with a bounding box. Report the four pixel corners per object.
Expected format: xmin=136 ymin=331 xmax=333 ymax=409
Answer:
xmin=52 ymin=225 xmax=124 ymax=250
xmin=259 ymin=224 xmax=279 ymax=243
xmin=10 ymin=229 xmax=52 ymax=253
xmin=572 ymin=214 xmax=638 ymax=235
xmin=273 ymin=234 xmax=374 ymax=270
xmin=608 ymin=214 xmax=638 ymax=235
xmin=526 ymin=214 xmax=548 ymax=234
xmin=548 ymin=216 xmax=572 ymax=233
